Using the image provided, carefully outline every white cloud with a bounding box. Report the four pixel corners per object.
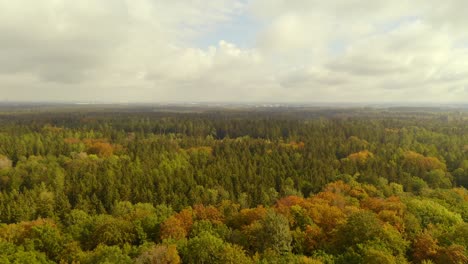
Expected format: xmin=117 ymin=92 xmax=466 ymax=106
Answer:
xmin=250 ymin=0 xmax=468 ymax=102
xmin=0 ymin=0 xmax=467 ymax=102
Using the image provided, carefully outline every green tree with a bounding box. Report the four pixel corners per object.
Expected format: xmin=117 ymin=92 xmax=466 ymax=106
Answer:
xmin=256 ymin=209 xmax=292 ymax=254
xmin=81 ymin=245 xmax=132 ymax=264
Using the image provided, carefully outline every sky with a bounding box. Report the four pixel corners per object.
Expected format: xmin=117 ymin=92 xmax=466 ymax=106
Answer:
xmin=1 ymin=0 xmax=468 ymax=103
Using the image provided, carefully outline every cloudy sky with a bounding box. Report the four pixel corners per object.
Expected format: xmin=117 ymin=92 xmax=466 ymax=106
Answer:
xmin=1 ymin=0 xmax=468 ymax=103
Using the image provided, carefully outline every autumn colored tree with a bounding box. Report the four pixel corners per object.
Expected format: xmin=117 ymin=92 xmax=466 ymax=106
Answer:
xmin=135 ymin=244 xmax=181 ymax=264
xmin=160 ymin=208 xmax=194 ymax=240
xmin=412 ymin=232 xmax=439 ymax=263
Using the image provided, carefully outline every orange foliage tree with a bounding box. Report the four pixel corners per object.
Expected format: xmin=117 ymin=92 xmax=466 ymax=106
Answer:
xmin=83 ymin=139 xmax=117 ymax=157
xmin=403 ymin=151 xmax=446 ymax=173
xmin=412 ymin=232 xmax=439 ymax=262
xmin=347 ymin=150 xmax=374 ymax=164
xmin=193 ymin=204 xmax=224 ymax=224
xmin=160 ymin=208 xmax=194 ymax=240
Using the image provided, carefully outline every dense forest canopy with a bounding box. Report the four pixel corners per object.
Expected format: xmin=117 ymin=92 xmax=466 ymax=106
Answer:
xmin=0 ymin=105 xmax=467 ymax=263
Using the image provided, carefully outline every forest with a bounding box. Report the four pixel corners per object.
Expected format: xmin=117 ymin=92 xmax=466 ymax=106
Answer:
xmin=0 ymin=105 xmax=467 ymax=263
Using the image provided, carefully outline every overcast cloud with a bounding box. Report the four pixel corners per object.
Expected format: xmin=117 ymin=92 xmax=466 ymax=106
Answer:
xmin=0 ymin=0 xmax=467 ymax=102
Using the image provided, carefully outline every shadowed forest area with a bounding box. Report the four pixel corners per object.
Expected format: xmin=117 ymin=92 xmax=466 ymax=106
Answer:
xmin=0 ymin=106 xmax=467 ymax=263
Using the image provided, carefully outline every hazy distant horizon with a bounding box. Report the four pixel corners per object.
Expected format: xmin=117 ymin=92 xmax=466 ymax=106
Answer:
xmin=0 ymin=100 xmax=467 ymax=108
